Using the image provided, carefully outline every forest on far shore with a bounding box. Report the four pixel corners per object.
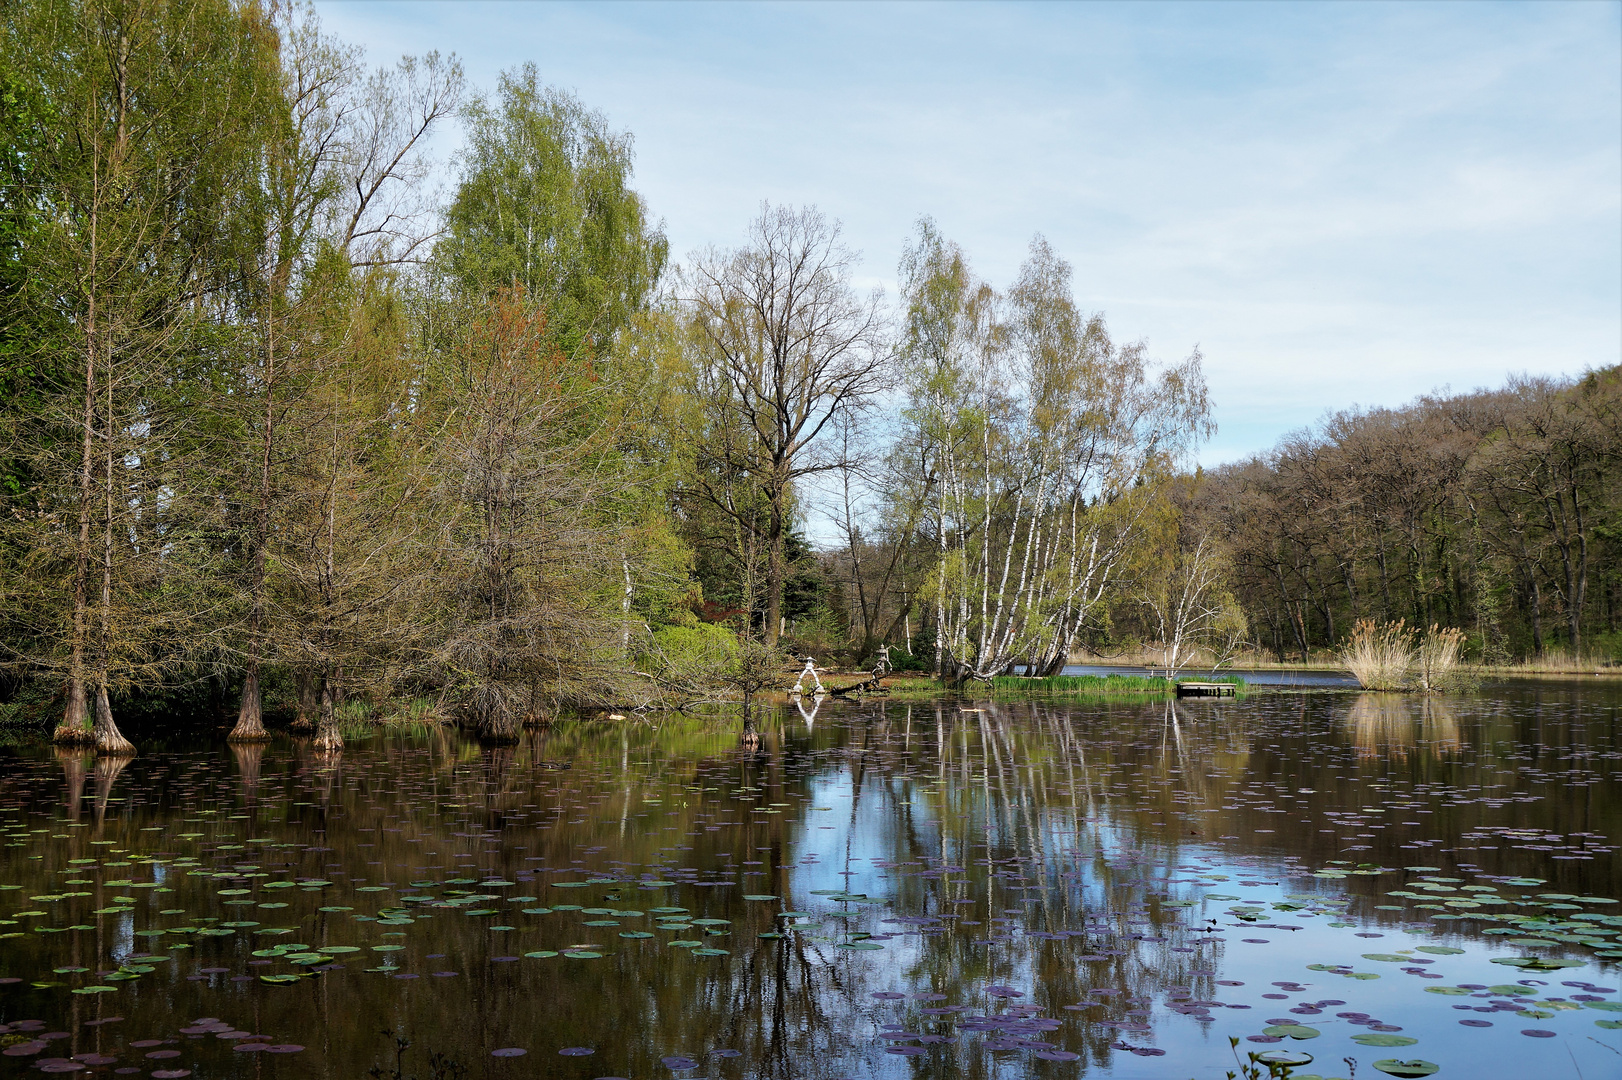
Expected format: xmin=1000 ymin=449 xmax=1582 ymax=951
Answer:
xmin=2 ymin=1 xmax=1618 ymax=752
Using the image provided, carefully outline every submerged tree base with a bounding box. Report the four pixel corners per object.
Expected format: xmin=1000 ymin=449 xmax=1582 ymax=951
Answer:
xmin=228 ymin=671 xmax=272 ymax=742
xmin=52 ymin=724 xmax=95 ymax=748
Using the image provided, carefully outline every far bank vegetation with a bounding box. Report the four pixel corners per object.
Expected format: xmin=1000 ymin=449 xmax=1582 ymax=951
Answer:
xmin=2 ymin=2 xmax=1618 ymax=754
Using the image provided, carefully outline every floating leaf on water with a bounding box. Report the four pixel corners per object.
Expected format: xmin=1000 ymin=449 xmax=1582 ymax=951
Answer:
xmin=371 ymin=945 xmax=404 ymax=952
xmin=524 ymin=950 xmax=559 ymax=958
xmin=1353 ymin=1034 xmax=1418 ymax=1047
xmin=619 ymin=931 xmax=655 ymax=939
xmin=742 ymin=895 xmax=778 ymax=901
xmin=1262 ymin=1025 xmax=1320 ymax=1040
xmin=1415 ymin=946 xmax=1464 ymax=955
xmin=1373 ymin=1060 xmax=1439 ymax=1078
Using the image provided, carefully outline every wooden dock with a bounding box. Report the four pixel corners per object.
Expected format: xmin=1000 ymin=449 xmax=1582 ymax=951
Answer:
xmin=1175 ymin=682 xmax=1237 ymax=698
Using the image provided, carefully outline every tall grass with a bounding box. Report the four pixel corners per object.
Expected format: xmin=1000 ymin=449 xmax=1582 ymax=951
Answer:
xmin=1343 ymin=620 xmax=1470 ymax=692
xmin=992 ymin=674 xmax=1172 ymax=695
xmin=1342 ymin=619 xmax=1414 ymax=690
xmin=1414 ymin=624 xmax=1466 ymax=692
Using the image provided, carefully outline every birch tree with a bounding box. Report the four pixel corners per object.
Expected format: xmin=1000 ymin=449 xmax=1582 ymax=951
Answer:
xmin=901 ymin=228 xmax=1212 ymax=683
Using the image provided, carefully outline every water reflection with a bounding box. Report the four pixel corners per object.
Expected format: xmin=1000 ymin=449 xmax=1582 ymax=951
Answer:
xmin=0 ymin=684 xmax=1616 ymax=1080
xmin=1345 ymin=692 xmax=1463 ymax=761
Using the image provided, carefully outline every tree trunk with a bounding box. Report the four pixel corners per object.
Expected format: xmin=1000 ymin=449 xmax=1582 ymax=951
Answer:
xmin=312 ymin=680 xmax=342 ymax=751
xmin=290 ymin=671 xmax=317 ymax=733
xmin=228 ymin=667 xmax=270 ymax=742
xmin=55 ymin=680 xmax=94 ymax=747
xmin=766 ymin=491 xmax=784 ymax=646
xmin=93 ymin=684 xmax=135 ymax=757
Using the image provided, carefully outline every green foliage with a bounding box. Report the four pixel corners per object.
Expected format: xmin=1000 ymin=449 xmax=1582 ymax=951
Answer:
xmin=437 ymin=63 xmax=666 ymax=359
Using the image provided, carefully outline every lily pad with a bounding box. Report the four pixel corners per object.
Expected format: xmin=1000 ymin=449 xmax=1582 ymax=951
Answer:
xmin=1372 ymin=1060 xmax=1438 ymax=1078
xmin=1353 ymin=1034 xmax=1418 ymax=1047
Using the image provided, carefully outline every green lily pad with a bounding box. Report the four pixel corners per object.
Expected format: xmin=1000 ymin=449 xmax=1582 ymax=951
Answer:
xmin=619 ymin=931 xmax=655 ymax=939
xmin=1415 ymin=946 xmax=1464 ymax=955
xmin=355 ymin=886 xmax=389 ymax=893
xmin=838 ymin=941 xmax=884 ymax=951
xmin=1353 ymin=1034 xmax=1418 ymax=1047
xmin=563 ymin=950 xmax=602 ymax=958
xmin=1372 ymin=1060 xmax=1438 ymax=1078
xmin=259 ymin=974 xmax=302 ymax=984
xmin=1362 ymin=953 xmax=1413 ymax=963
xmin=71 ymin=985 xmax=118 ymax=994
xmin=743 ymin=895 xmax=779 ymax=901
xmin=1263 ymin=1025 xmax=1320 ymax=1040
xmin=1423 ymin=986 xmax=1471 ymax=995
xmin=524 ymin=950 xmax=559 ymax=958
xmin=371 ymin=944 xmax=404 ymax=952
xmin=692 ymin=948 xmax=729 ymax=956
xmin=317 ymin=946 xmax=361 ymax=954
xmin=521 ymin=908 xmax=552 ymax=915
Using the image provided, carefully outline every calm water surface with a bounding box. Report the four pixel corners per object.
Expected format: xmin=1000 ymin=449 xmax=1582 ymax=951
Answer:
xmin=1 ymin=682 xmax=1619 ymax=1080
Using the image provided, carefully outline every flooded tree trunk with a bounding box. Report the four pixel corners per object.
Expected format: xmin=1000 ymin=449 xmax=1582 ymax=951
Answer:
xmin=55 ymin=679 xmax=94 ymax=747
xmin=228 ymin=667 xmax=270 ymax=742
xmin=290 ymin=671 xmax=317 ymax=733
xmin=92 ymin=685 xmax=134 ymax=757
xmin=739 ymin=712 xmax=762 ymax=753
xmin=312 ymin=681 xmax=342 ymax=752
xmin=475 ymin=686 xmax=520 ymax=745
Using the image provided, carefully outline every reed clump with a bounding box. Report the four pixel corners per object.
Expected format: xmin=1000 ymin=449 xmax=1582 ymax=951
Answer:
xmin=1343 ymin=619 xmax=1470 ymax=692
xmin=1414 ymin=624 xmax=1467 ymax=691
xmin=1342 ymin=619 xmax=1415 ymax=690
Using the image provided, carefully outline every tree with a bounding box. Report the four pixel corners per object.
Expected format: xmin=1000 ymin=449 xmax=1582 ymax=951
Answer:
xmin=0 ymin=0 xmax=278 ymax=752
xmin=680 ymin=204 xmax=890 ymax=646
xmin=900 ymin=228 xmax=1211 ymax=683
xmin=225 ymin=2 xmax=462 ymax=742
xmin=436 ymin=63 xmax=666 ymax=359
xmin=422 ymin=289 xmax=635 ymax=742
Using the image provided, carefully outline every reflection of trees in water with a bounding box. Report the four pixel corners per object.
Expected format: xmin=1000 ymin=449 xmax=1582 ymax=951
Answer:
xmin=92 ymin=754 xmax=132 ymax=824
xmin=1346 ymin=693 xmax=1462 ymax=761
xmin=230 ymin=740 xmax=266 ymax=805
xmin=56 ymin=747 xmax=92 ymax=820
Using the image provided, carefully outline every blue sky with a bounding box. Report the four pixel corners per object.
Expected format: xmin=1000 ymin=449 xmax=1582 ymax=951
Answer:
xmin=317 ymin=0 xmax=1621 ymax=465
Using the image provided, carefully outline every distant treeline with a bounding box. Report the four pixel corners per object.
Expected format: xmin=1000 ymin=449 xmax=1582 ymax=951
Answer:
xmin=1197 ymin=371 xmax=1620 ymax=663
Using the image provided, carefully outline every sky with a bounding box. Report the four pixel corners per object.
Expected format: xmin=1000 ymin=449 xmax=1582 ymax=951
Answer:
xmin=315 ymin=0 xmax=1621 ymax=466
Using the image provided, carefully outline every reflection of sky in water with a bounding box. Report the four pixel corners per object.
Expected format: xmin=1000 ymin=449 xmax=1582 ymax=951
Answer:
xmin=0 ymin=682 xmax=1617 ymax=1078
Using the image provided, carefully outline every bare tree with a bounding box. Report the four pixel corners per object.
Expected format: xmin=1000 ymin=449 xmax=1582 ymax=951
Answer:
xmin=681 ymin=204 xmax=890 ymax=645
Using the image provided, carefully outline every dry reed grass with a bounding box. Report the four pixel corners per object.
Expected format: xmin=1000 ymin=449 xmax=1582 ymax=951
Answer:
xmin=1341 ymin=619 xmax=1414 ymax=690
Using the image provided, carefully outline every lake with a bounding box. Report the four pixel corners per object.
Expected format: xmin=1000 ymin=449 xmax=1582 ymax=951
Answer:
xmin=1 ymin=680 xmax=1618 ymax=1079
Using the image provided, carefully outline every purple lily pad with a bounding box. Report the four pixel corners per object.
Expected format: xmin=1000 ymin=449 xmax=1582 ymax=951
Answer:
xmin=1520 ymin=1029 xmax=1556 ymax=1038
xmin=660 ymin=1055 xmax=699 ymax=1069
xmin=265 ymin=1045 xmax=304 ymax=1053
xmin=1459 ymin=1020 xmax=1492 ymax=1028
